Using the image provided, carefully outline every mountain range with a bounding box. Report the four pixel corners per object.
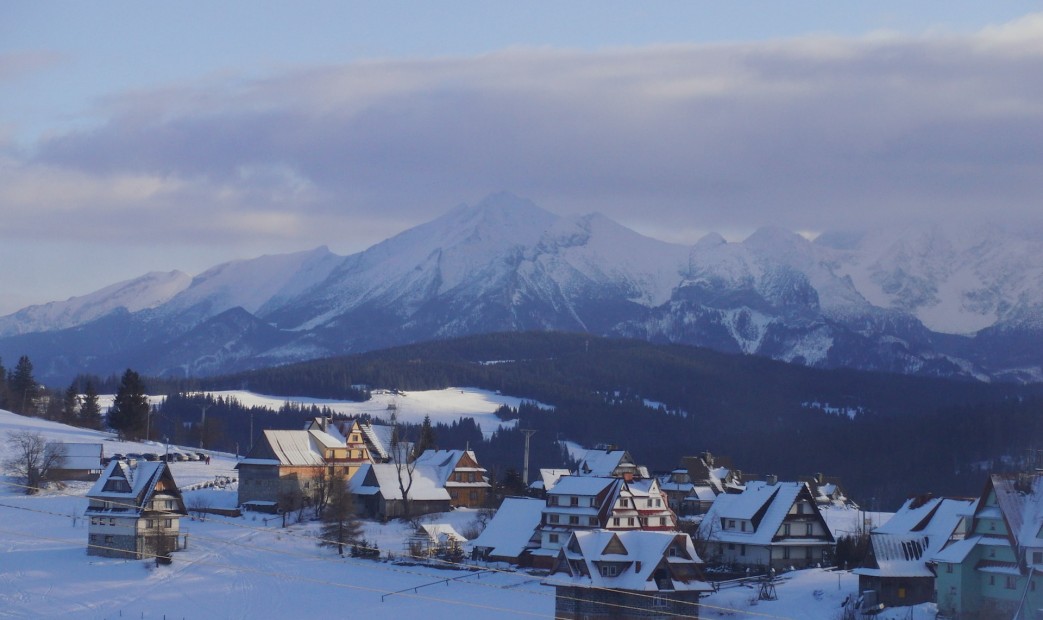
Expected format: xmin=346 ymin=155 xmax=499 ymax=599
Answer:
xmin=3 ymin=192 xmax=1042 ymax=384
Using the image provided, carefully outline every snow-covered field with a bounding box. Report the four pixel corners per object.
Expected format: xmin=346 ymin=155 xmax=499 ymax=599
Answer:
xmin=101 ymin=387 xmax=551 ymax=430
xmin=1 ymin=409 xmax=927 ymax=619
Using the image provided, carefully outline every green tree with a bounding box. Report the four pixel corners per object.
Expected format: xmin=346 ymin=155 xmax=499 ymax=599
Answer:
xmin=412 ymin=414 xmax=437 ymax=458
xmin=318 ymin=471 xmax=362 ymax=555
xmin=107 ymin=369 xmax=150 ymax=440
xmin=62 ymin=383 xmax=81 ymax=425
xmin=9 ymin=355 xmax=38 ymax=415
xmin=0 ymin=357 xmax=8 ymax=410
xmin=80 ymin=381 xmax=103 ymax=430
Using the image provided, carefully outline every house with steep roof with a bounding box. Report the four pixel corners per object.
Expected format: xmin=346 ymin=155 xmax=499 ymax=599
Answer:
xmin=660 ymin=452 xmax=745 ymax=516
xmin=86 ymin=460 xmax=187 ymax=560
xmin=470 ymin=497 xmax=545 ymax=565
xmin=698 ymin=479 xmax=835 ymax=571
xmin=575 ymin=447 xmax=649 ymax=479
xmin=528 ymin=468 xmax=571 ymax=497
xmin=543 ymin=530 xmax=713 ymax=619
xmin=799 ymin=472 xmax=858 ymax=508
xmin=853 ymin=495 xmax=974 ymax=607
xmin=413 ymin=449 xmax=491 ymax=508
xmin=932 ymin=472 xmax=1043 ymax=618
xmin=235 ymin=428 xmax=351 ymax=510
xmin=407 ymin=523 xmax=467 ymax=559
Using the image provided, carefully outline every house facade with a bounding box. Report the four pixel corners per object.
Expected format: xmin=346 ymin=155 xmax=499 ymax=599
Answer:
xmin=348 ymin=462 xmax=452 ymax=520
xmin=236 ymin=428 xmax=352 ymax=510
xmin=544 ymin=530 xmax=713 ymax=619
xmin=86 ymin=460 xmax=187 ymax=560
xmin=698 ymin=479 xmax=835 ymax=571
xmin=413 ymin=449 xmax=492 ymax=508
xmin=933 ymin=473 xmax=1043 ymax=619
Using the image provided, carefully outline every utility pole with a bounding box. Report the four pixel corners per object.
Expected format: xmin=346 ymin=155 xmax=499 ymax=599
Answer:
xmin=521 ymin=429 xmax=538 ymax=486
xmin=199 ymin=402 xmax=211 ymax=449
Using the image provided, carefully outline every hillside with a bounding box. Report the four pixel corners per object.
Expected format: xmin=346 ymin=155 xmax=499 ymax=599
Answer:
xmin=200 ymin=332 xmax=1043 ymax=508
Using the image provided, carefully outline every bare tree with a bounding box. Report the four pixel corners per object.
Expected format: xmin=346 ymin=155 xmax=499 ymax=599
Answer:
xmin=319 ymin=471 xmax=362 ymax=555
xmin=3 ymin=431 xmax=66 ymax=494
xmin=389 ymin=414 xmax=417 ymax=519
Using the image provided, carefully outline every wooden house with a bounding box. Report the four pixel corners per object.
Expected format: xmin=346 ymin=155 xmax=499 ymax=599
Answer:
xmin=698 ymin=479 xmax=835 ymax=571
xmin=86 ymin=460 xmax=187 ymax=560
xmin=347 ymin=462 xmax=451 ymax=520
xmin=235 ymin=428 xmax=351 ymax=511
xmin=47 ymin=442 xmax=103 ymax=481
xmin=853 ymin=495 xmax=974 ymax=608
xmin=412 ymin=449 xmax=491 ymax=508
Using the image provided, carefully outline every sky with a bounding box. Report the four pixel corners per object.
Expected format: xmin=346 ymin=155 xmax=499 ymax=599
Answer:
xmin=2 ymin=2 xmax=1042 ymax=314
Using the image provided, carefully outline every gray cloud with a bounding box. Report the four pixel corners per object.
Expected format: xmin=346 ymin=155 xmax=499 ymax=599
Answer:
xmin=11 ymin=17 xmax=1043 ymax=252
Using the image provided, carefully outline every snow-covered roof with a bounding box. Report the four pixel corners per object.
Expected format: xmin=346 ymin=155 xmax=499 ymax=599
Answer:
xmin=531 ymin=468 xmax=571 ymax=492
xmin=418 ymin=523 xmax=467 ymax=544
xmin=86 ymin=460 xmax=185 ymax=516
xmin=932 ymin=535 xmax=981 ymax=564
xmin=543 ymin=530 xmax=712 ymax=593
xmin=549 ymin=475 xmax=619 ymax=498
xmin=412 ymin=449 xmax=487 ymax=487
xmin=470 ymin=497 xmax=545 ymax=559
xmin=988 ymin=473 xmax=1043 ymax=547
xmin=700 ymin=481 xmax=829 ymax=546
xmin=348 ymin=463 xmax=450 ymax=502
xmin=359 ymin=422 xmax=394 ymax=461
xmin=49 ymin=442 xmax=102 ymax=471
xmin=259 ymin=429 xmax=346 ymax=466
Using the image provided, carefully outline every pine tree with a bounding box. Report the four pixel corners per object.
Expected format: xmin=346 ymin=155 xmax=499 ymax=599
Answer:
xmin=62 ymin=383 xmax=81 ymax=425
xmin=318 ymin=471 xmax=362 ymax=555
xmin=412 ymin=414 xmax=437 ymax=458
xmin=80 ymin=381 xmax=103 ymax=430
xmin=9 ymin=356 xmax=38 ymax=415
xmin=107 ymin=369 xmax=150 ymax=440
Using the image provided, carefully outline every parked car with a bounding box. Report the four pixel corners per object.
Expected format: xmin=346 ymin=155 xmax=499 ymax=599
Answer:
xmin=142 ymin=453 xmax=159 ymax=461
xmin=184 ymin=452 xmax=200 ymax=461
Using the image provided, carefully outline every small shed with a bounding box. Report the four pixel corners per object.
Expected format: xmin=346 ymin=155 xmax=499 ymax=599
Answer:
xmin=407 ymin=524 xmax=467 ymax=559
xmin=47 ymin=442 xmax=103 ymax=481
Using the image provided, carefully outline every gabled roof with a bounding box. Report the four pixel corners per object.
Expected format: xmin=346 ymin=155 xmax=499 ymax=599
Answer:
xmin=699 ymin=481 xmax=832 ymax=545
xmin=855 ymin=497 xmax=975 ymax=578
xmin=413 ymin=449 xmax=488 ymax=487
xmin=253 ymin=429 xmax=345 ymax=466
xmin=575 ymin=449 xmax=648 ymax=478
xmin=986 ymin=473 xmax=1043 ymax=548
xmin=87 ymin=460 xmax=186 ymax=515
xmin=544 ymin=530 xmax=712 ymax=593
xmin=347 ymin=462 xmax=451 ymax=502
xmin=418 ymin=523 xmax=467 ymax=544
xmin=530 ymin=468 xmax=571 ymax=492
xmin=470 ymin=497 xmax=544 ymax=559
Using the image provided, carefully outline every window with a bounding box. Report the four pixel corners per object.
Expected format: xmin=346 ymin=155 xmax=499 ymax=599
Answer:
xmin=741 ymin=544 xmax=746 ymax=556
xmin=469 ymin=490 xmax=478 ymax=501
xmin=741 ymin=521 xmax=746 ymax=532
xmin=783 ymin=547 xmax=791 ymax=559
xmin=946 ymin=564 xmax=954 ymax=574
xmin=989 ymin=575 xmax=995 ymax=586
xmin=1006 ymin=576 xmax=1017 ymax=590
xmin=164 ymin=519 xmax=172 ymax=528
xmin=806 ymin=523 xmax=814 ymax=536
xmin=569 ymin=516 xmax=579 ymax=525
xmin=613 ymin=518 xmax=620 ymax=526
xmin=548 ymin=514 xmax=559 ymax=524
xmin=627 ymin=517 xmax=635 ymax=526
xmin=655 ymin=499 xmax=661 ymax=507
xmin=570 ymin=497 xmax=579 ymax=507
xmin=467 ymin=473 xmax=475 ymax=482
xmin=783 ymin=524 xmax=791 ymax=536
xmin=620 ymin=499 xmax=629 ymax=507
xmin=647 ymin=499 xmax=653 ymax=507
xmin=600 ymin=565 xmax=618 ymax=577
xmin=806 ymin=547 xmax=813 ymax=559
xmin=548 ymin=496 xmax=558 ymax=506
xmin=1034 ymin=551 xmax=1043 ymax=564
xmin=549 ymin=534 xmax=559 ymax=543
xmin=728 ymin=519 xmax=735 ymax=529
xmin=651 ymin=594 xmax=668 ymax=609
xmin=588 ymin=517 xmax=597 ymax=526
xmin=104 ymin=535 xmax=114 ymax=544
xmin=146 ymin=519 xmax=154 ymax=529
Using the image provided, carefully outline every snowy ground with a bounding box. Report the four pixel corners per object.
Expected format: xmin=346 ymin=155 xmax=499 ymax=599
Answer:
xmin=100 ymin=387 xmax=552 ymax=430
xmin=1 ymin=409 xmax=927 ymax=619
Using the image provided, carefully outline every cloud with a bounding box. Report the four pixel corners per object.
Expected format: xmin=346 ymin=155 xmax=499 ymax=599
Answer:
xmin=7 ymin=18 xmax=1043 ymax=251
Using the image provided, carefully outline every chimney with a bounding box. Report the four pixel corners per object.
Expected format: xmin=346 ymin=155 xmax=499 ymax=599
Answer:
xmin=815 ymin=473 xmax=824 ymax=484
xmin=766 ymin=474 xmax=778 ymax=486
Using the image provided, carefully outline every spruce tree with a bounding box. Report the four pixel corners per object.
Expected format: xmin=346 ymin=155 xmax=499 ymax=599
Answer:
xmin=107 ymin=369 xmax=150 ymax=440
xmin=80 ymin=381 xmax=103 ymax=430
xmin=412 ymin=414 xmax=437 ymax=458
xmin=9 ymin=356 xmax=38 ymax=415
xmin=62 ymin=383 xmax=81 ymax=424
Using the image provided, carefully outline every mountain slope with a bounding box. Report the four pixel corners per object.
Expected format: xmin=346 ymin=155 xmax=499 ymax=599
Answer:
xmin=1 ymin=193 xmax=1041 ymax=383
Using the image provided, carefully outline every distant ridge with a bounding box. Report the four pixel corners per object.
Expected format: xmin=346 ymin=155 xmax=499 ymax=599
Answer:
xmin=2 ymin=193 xmax=1042 ymax=383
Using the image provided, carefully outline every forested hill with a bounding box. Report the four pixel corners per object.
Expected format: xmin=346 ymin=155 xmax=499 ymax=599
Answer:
xmin=205 ymin=332 xmax=1043 ymax=508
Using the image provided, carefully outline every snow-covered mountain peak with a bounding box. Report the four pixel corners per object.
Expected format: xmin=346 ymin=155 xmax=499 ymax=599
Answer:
xmin=0 ymin=270 xmax=192 ymax=337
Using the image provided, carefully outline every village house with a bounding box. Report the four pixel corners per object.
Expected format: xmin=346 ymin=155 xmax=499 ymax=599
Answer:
xmin=406 ymin=523 xmax=467 ymax=559
xmin=574 ymin=447 xmax=649 ymax=479
xmin=543 ymin=529 xmax=713 ymax=619
xmin=528 ymin=468 xmax=571 ymax=498
xmin=86 ymin=460 xmax=187 ymax=560
xmin=799 ymin=472 xmax=858 ymax=508
xmin=470 ymin=497 xmax=545 ymax=565
xmin=532 ymin=475 xmax=678 ymax=567
xmin=235 ymin=427 xmax=351 ymax=511
xmin=698 ymin=478 xmax=835 ymax=571
xmin=348 ymin=462 xmax=451 ymax=520
xmin=932 ymin=472 xmax=1043 ymax=619
xmin=659 ymin=452 xmax=744 ymax=516
xmin=307 ymin=417 xmax=396 ymax=476
xmin=413 ymin=449 xmax=492 ymax=508
xmin=47 ymin=442 xmax=103 ymax=481
xmin=853 ymin=495 xmax=974 ymax=608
